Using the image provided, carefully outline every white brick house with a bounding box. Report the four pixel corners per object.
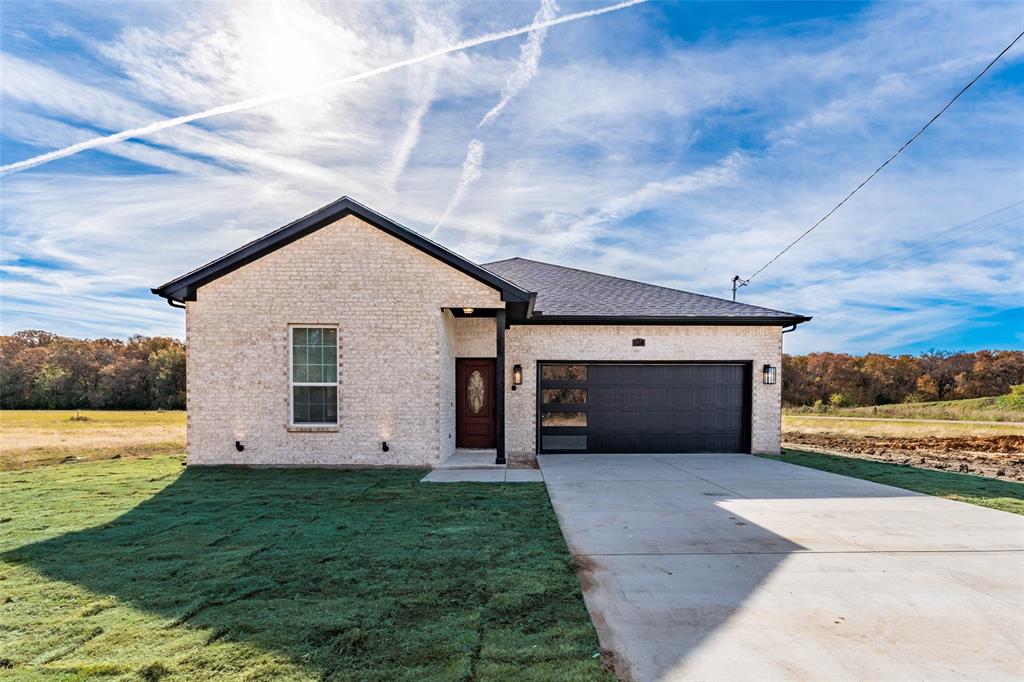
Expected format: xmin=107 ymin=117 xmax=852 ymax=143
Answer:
xmin=153 ymin=197 xmax=809 ymax=467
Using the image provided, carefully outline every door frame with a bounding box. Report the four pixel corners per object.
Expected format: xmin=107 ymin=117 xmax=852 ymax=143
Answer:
xmin=455 ymin=357 xmax=498 ymax=449
xmin=535 ymin=360 xmax=753 ymax=455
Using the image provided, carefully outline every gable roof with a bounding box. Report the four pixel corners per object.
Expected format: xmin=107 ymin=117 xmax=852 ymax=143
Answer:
xmin=482 ymin=257 xmax=810 ymax=325
xmin=152 ymin=197 xmax=808 ymax=327
xmin=151 ymin=196 xmax=533 ymax=306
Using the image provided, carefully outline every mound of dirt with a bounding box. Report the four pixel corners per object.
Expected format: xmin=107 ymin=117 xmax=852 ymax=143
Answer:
xmin=782 ymin=433 xmax=1024 ymax=481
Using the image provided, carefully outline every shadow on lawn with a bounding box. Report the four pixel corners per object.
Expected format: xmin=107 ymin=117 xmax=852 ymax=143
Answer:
xmin=3 ymin=466 xmax=613 ymax=681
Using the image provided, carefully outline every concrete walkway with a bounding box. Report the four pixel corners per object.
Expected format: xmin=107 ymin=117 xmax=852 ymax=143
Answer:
xmin=420 ymin=468 xmax=543 ymax=483
xmin=540 ymin=453 xmax=1024 ymax=682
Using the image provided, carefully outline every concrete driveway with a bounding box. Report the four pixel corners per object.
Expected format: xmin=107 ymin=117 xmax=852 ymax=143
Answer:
xmin=539 ymin=453 xmax=1024 ymax=682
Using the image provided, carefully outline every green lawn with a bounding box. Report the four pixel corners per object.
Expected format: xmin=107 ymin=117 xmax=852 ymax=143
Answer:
xmin=769 ymin=449 xmax=1024 ymax=515
xmin=0 ymin=456 xmax=611 ymax=681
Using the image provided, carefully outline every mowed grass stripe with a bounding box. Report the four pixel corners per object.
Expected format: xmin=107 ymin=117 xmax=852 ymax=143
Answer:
xmin=0 ymin=456 xmax=612 ymax=681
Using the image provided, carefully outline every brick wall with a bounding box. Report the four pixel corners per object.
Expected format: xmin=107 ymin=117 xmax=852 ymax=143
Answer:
xmin=185 ymin=214 xmax=502 ymax=466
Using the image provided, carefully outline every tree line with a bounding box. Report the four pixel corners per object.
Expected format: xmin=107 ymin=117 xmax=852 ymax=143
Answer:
xmin=782 ymin=350 xmax=1024 ymax=407
xmin=1 ymin=330 xmax=1021 ymax=410
xmin=1 ymin=330 xmax=185 ymax=410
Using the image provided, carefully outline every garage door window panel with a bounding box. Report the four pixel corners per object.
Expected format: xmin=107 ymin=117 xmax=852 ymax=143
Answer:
xmin=542 ymin=388 xmax=588 ymax=404
xmin=541 ymin=411 xmax=588 ymax=427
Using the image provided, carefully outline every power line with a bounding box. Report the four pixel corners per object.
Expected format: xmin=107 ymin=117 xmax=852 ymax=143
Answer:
xmin=742 ymin=28 xmax=1024 ymax=285
xmin=758 ymin=205 xmax=1024 ymax=306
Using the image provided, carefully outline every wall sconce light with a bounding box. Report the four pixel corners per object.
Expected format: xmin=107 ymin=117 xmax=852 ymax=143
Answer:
xmin=762 ymin=364 xmax=777 ymax=385
xmin=511 ymin=364 xmax=523 ymax=391
xmin=381 ymin=441 xmax=390 ymax=452
xmin=234 ymin=440 xmax=245 ymax=452
xmin=462 ymin=307 xmax=475 ymax=315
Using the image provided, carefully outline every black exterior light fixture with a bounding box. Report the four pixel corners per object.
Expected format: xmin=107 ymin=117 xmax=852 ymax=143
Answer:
xmin=381 ymin=441 xmax=390 ymax=452
xmin=511 ymin=364 xmax=523 ymax=391
xmin=235 ymin=440 xmax=245 ymax=452
xmin=762 ymin=364 xmax=778 ymax=385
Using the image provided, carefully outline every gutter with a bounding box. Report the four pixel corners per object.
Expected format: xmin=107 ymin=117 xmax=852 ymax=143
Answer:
xmin=517 ymin=314 xmax=813 ymax=327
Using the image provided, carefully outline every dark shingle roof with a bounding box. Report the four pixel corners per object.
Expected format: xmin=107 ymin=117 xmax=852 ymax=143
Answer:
xmin=482 ymin=257 xmax=808 ymax=323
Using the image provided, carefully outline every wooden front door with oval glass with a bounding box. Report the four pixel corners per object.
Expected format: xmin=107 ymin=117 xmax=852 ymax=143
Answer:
xmin=456 ymin=358 xmax=496 ymax=448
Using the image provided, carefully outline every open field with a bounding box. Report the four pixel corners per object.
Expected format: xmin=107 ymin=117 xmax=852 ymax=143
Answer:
xmin=0 ymin=410 xmax=185 ymax=470
xmin=782 ymin=414 xmax=1024 ymax=438
xmin=785 ymin=395 xmax=1024 ymax=422
xmin=0 ymin=455 xmax=611 ymax=681
xmin=769 ymin=449 xmax=1024 ymax=514
xmin=782 ymin=415 xmax=1024 ymax=481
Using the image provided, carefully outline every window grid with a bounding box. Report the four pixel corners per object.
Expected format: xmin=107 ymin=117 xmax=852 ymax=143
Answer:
xmin=290 ymin=326 xmax=338 ymax=426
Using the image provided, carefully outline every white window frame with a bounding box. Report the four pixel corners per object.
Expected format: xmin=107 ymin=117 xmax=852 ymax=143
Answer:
xmin=288 ymin=325 xmax=339 ymax=427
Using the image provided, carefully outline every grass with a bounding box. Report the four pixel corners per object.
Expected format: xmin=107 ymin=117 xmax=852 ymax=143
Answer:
xmin=0 ymin=455 xmax=611 ymax=681
xmin=769 ymin=449 xmax=1024 ymax=515
xmin=0 ymin=410 xmax=186 ymax=470
xmin=785 ymin=396 xmax=1024 ymax=423
xmin=781 ymin=414 xmax=1023 ymax=438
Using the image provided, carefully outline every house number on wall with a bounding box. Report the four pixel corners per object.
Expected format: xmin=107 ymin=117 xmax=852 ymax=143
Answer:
xmin=467 ymin=370 xmax=485 ymax=414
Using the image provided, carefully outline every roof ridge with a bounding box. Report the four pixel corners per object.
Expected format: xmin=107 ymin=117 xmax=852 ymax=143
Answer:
xmin=484 ymin=257 xmax=797 ymax=316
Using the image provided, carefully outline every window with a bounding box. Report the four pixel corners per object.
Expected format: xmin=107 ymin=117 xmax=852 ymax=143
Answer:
xmin=290 ymin=327 xmax=338 ymax=425
xmin=542 ymin=388 xmax=588 ymax=404
xmin=541 ymin=411 xmax=587 ymax=427
xmin=542 ymin=435 xmax=587 ymax=450
xmin=541 ymin=364 xmax=587 ymax=381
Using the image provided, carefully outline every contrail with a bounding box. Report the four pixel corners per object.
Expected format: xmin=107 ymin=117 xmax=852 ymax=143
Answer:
xmin=429 ymin=139 xmax=484 ymax=236
xmin=0 ymin=0 xmax=646 ymax=176
xmin=479 ymin=0 xmax=558 ymax=128
xmin=385 ymin=65 xmax=439 ymax=193
xmin=433 ymin=0 xmax=558 ymax=233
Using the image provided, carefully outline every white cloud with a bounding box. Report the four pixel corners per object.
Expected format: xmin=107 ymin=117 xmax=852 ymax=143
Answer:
xmin=0 ymin=0 xmax=1020 ymax=354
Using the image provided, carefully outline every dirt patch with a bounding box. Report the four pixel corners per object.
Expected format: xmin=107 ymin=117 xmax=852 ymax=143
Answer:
xmin=783 ymin=433 xmax=1024 ymax=480
xmin=569 ymin=555 xmax=632 ymax=681
xmin=601 ymin=648 xmax=631 ymax=682
xmin=506 ymin=452 xmax=540 ymax=469
xmin=573 ymin=554 xmax=600 ymax=592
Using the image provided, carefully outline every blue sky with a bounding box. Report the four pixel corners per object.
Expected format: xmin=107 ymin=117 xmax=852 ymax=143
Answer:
xmin=1 ymin=0 xmax=1021 ymax=354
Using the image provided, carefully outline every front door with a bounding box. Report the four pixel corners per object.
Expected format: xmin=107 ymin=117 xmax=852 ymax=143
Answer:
xmin=456 ymin=358 xmax=496 ymax=448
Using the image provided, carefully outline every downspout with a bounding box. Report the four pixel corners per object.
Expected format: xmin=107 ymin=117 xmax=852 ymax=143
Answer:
xmin=167 ymin=299 xmax=186 ymax=309
xmin=782 ymin=324 xmax=797 ymax=334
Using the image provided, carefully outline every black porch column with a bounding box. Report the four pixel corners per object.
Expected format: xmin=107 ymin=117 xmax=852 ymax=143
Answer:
xmin=495 ymin=308 xmax=506 ymax=465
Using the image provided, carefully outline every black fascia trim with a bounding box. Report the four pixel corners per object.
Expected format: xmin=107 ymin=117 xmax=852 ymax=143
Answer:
xmin=151 ymin=197 xmax=532 ymax=304
xmin=515 ymin=314 xmax=812 ymax=326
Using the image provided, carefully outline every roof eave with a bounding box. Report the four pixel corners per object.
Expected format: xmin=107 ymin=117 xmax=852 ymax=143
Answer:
xmin=517 ymin=314 xmax=812 ymax=326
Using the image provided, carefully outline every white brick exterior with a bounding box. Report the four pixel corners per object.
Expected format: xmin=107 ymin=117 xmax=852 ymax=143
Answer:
xmin=186 ymin=214 xmax=501 ymax=466
xmin=184 ymin=214 xmax=784 ymax=466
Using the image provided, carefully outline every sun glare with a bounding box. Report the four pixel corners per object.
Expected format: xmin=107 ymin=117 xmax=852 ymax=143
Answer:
xmin=236 ymin=1 xmax=356 ymax=97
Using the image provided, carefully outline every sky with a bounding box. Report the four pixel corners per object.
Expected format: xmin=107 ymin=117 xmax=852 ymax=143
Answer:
xmin=0 ymin=0 xmax=1021 ymax=355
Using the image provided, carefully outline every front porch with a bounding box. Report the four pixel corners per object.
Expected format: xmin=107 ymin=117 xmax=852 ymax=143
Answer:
xmin=444 ymin=306 xmax=508 ymax=465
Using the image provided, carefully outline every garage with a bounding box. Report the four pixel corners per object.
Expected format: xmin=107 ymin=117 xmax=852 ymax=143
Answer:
xmin=537 ymin=362 xmax=751 ymax=454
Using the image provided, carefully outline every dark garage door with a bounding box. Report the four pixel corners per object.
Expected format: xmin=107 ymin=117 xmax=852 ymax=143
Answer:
xmin=538 ymin=363 xmax=751 ymax=454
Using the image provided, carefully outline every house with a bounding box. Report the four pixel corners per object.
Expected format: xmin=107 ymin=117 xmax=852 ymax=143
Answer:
xmin=152 ymin=197 xmax=810 ymax=467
